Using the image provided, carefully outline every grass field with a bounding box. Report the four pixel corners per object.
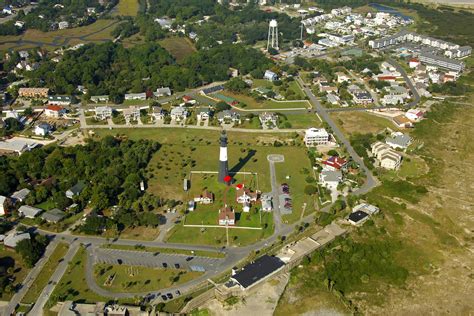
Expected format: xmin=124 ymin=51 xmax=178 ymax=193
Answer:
xmin=93 ymin=264 xmax=203 ymax=293
xmin=0 ymin=19 xmax=119 ymax=51
xmin=47 ymin=246 xmax=108 ymax=306
xmin=0 ymin=245 xmax=30 ymax=301
xmin=279 ymin=113 xmax=323 ymax=129
xmin=22 ymin=243 xmax=69 ymax=304
xmin=330 ymin=111 xmax=399 ymax=135
xmin=115 ymin=0 xmax=139 ymax=16
xmin=159 ymin=37 xmax=197 ymax=62
xmin=221 ymin=91 xmax=310 ymax=110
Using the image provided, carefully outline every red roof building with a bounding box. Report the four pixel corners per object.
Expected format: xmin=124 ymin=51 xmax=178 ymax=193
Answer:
xmin=322 ymin=156 xmax=347 ymax=170
xmin=218 ymin=206 xmax=235 ymax=226
xmin=377 ymin=75 xmax=397 ymax=82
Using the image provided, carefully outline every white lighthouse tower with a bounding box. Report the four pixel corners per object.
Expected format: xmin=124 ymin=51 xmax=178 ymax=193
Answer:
xmin=267 ymin=19 xmax=279 ymax=51
xmin=218 ymin=131 xmax=229 ymax=183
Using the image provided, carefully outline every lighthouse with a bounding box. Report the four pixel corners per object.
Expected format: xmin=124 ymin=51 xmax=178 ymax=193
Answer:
xmin=218 ymin=131 xmax=229 ymax=183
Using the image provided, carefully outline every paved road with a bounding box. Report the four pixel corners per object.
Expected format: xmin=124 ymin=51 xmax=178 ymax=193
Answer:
xmin=387 ymin=57 xmax=420 ymax=108
xmin=297 ymin=76 xmax=378 ymax=195
xmin=2 ymin=240 xmax=59 ymax=316
xmin=28 ymin=243 xmax=80 ymax=316
xmin=267 ymin=154 xmax=286 ymax=231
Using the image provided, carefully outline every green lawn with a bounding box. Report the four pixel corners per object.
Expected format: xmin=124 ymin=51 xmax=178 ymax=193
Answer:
xmin=279 ymin=113 xmax=323 ymax=129
xmin=93 ymin=264 xmax=203 ymax=293
xmin=221 ymin=91 xmax=310 ymax=110
xmin=47 ymin=246 xmax=108 ymax=307
xmin=115 ymin=0 xmax=139 ymax=16
xmin=35 ymin=199 xmax=56 ymax=211
xmin=22 ymin=243 xmax=69 ymax=304
xmin=86 ymin=117 xmax=108 ymax=125
xmin=0 ymin=245 xmax=30 ymax=301
xmin=159 ymin=37 xmax=197 ymax=63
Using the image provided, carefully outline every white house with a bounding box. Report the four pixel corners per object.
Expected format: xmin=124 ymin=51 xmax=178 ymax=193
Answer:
xmin=218 ymin=206 xmax=235 ymax=226
xmin=371 ymin=141 xmax=402 ymax=170
xmin=194 ymin=190 xmax=214 ymax=204
xmin=352 ymin=203 xmax=380 ymax=215
xmin=170 ymin=106 xmax=188 ymax=121
xmin=196 ymin=108 xmax=211 ymax=121
xmin=264 ymin=70 xmax=278 ymax=82
xmin=124 ymin=93 xmax=146 ymax=101
xmin=259 ymin=112 xmax=278 ymax=127
xmin=304 ymin=128 xmax=329 ymax=147
xmin=154 ymin=87 xmax=172 ymax=97
xmin=405 ymin=109 xmax=424 ymax=121
xmin=34 ymin=122 xmax=52 ymax=136
xmin=319 ymin=170 xmax=342 ymax=190
xmin=95 ymin=106 xmax=113 ymax=120
xmin=122 ymin=106 xmax=140 ymax=123
xmin=151 ymin=107 xmax=166 ymax=121
xmin=48 ymin=95 xmax=72 ymax=106
xmin=58 ymin=21 xmax=69 ymax=29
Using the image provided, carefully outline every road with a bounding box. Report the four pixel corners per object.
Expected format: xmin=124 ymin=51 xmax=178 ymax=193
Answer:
xmin=387 ymin=57 xmax=420 ymax=108
xmin=27 ymin=243 xmax=80 ymax=316
xmin=297 ymin=76 xmax=378 ymax=195
xmin=267 ymin=154 xmax=286 ymax=231
xmin=2 ymin=240 xmax=59 ymax=316
xmin=0 ymin=5 xmax=34 ymax=25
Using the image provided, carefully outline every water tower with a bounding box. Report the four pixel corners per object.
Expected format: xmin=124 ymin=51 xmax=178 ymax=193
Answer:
xmin=267 ymin=19 xmax=279 ymax=51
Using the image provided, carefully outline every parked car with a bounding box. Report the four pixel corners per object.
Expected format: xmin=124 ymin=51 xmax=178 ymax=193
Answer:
xmin=162 ymin=262 xmax=168 ymax=268
xmin=167 ymin=293 xmax=173 ymax=299
xmin=174 ymin=263 xmax=180 ymax=269
xmin=161 ymin=295 xmax=168 ymax=301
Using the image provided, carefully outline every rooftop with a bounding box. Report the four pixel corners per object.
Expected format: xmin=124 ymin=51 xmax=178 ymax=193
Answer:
xmin=231 ymin=255 xmax=285 ymax=289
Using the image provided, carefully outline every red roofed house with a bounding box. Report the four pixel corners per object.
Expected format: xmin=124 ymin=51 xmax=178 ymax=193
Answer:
xmin=322 ymin=156 xmax=347 ymax=171
xmin=409 ymin=58 xmax=420 ymax=69
xmin=218 ymin=206 xmax=235 ymax=226
xmin=183 ymin=95 xmax=196 ymax=104
xmin=44 ymin=105 xmax=65 ymax=118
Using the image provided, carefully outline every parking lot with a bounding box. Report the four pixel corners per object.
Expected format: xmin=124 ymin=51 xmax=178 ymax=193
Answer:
xmin=92 ymin=248 xmax=224 ymax=272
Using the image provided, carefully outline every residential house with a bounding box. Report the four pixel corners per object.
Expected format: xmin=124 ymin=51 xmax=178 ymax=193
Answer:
xmin=151 ymin=107 xmax=166 ymax=121
xmin=95 ymin=106 xmax=113 ymax=120
xmin=259 ymin=112 xmax=278 ymax=127
xmin=48 ymin=95 xmax=72 ymax=106
xmin=41 ymin=209 xmax=66 ymax=223
xmin=194 ymin=190 xmax=214 ymax=204
xmin=385 ymin=133 xmax=411 ymax=150
xmin=335 ymin=71 xmax=350 ymax=83
xmin=3 ymin=231 xmax=30 ymax=248
xmin=322 ymin=156 xmax=347 ymax=171
xmin=201 ymin=85 xmax=224 ymax=96
xmin=217 ymin=110 xmax=240 ymax=124
xmin=348 ymin=210 xmax=369 ymax=226
xmin=392 ymin=115 xmax=413 ymax=128
xmin=304 ymin=128 xmax=329 ymax=147
xmin=0 ymin=196 xmax=12 ymax=216
xmin=58 ymin=21 xmax=69 ymax=29
xmin=170 ymin=106 xmax=188 ymax=121
xmin=44 ymin=105 xmax=66 ymax=118
xmin=18 ymin=87 xmax=49 ymax=98
xmin=236 ymin=189 xmax=259 ymax=204
xmin=14 ymin=21 xmax=25 ymax=28
xmin=371 ymin=141 xmax=403 ymax=170
xmin=218 ymin=206 xmax=235 ymax=226
xmin=90 ymin=95 xmax=109 ymax=103
xmin=182 ymin=95 xmax=196 ymax=104
xmin=66 ymin=181 xmax=86 ymax=199
xmin=319 ymin=82 xmax=338 ymax=93
xmin=18 ymin=205 xmax=43 ymax=218
xmin=124 ymin=93 xmax=146 ymax=101
xmin=319 ymin=170 xmax=343 ymax=190
xmin=34 ymin=122 xmax=53 ymax=136
xmin=352 ymin=203 xmax=380 ymax=215
xmin=405 ymin=109 xmax=423 ymax=121
xmin=0 ymin=139 xmax=38 ymax=156
xmin=122 ymin=106 xmax=140 ymax=123
xmin=10 ymin=188 xmax=30 ymax=203
xmin=154 ymin=87 xmax=172 ymax=97
xmin=2 ymin=5 xmax=13 ymax=15
xmin=326 ymin=93 xmax=340 ymax=105
xmin=351 ymin=90 xmax=373 ymax=104
xmin=196 ymin=107 xmax=212 ymax=121
xmin=264 ymin=70 xmax=278 ymax=82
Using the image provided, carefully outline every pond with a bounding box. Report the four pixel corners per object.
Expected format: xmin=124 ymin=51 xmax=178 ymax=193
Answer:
xmin=369 ymin=3 xmax=413 ymax=22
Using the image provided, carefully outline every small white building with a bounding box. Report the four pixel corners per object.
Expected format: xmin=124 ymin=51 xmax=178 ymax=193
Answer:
xmin=405 ymin=109 xmax=424 ymax=122
xmin=170 ymin=106 xmax=188 ymax=121
xmin=371 ymin=141 xmax=403 ymax=170
xmin=304 ymin=128 xmax=329 ymax=147
xmin=264 ymin=70 xmax=278 ymax=82
xmin=154 ymin=87 xmax=172 ymax=97
xmin=34 ymin=122 xmax=52 ymax=136
xmin=196 ymin=108 xmax=211 ymax=121
xmin=122 ymin=106 xmax=140 ymax=123
xmin=44 ymin=105 xmax=65 ymax=118
xmin=124 ymin=93 xmax=146 ymax=101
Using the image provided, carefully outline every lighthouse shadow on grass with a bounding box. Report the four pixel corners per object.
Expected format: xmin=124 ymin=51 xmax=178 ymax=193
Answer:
xmin=229 ymin=149 xmax=257 ymax=175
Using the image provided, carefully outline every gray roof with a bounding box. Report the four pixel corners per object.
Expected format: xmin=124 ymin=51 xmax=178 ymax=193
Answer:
xmin=18 ymin=205 xmax=43 ymax=218
xmin=67 ymin=181 xmax=86 ymax=196
xmin=320 ymin=170 xmax=342 ymax=182
xmin=156 ymin=87 xmax=171 ymax=95
xmin=386 ymin=134 xmax=411 ymax=148
xmin=11 ymin=188 xmax=30 ymax=201
xmin=3 ymin=231 xmax=30 ymax=248
xmin=41 ymin=208 xmax=66 ymax=222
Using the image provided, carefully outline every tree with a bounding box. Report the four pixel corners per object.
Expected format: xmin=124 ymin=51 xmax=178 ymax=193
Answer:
xmin=215 ymin=101 xmax=231 ymax=112
xmin=15 ymin=234 xmax=48 ymax=268
xmin=304 ymin=185 xmax=318 ymax=195
xmin=224 ymin=77 xmax=248 ymax=93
